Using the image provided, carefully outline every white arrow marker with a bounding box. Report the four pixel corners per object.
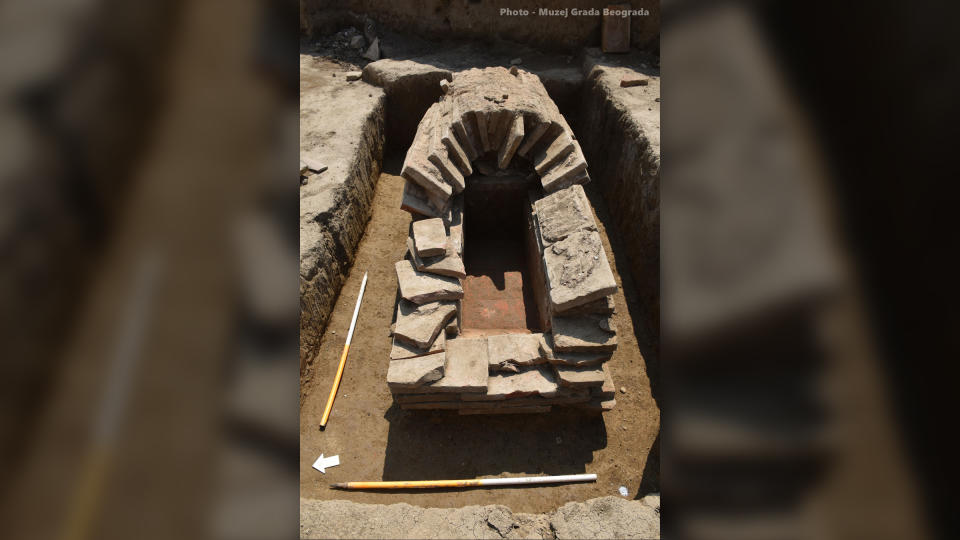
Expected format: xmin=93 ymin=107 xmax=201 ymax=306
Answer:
xmin=312 ymin=453 xmax=340 ymax=474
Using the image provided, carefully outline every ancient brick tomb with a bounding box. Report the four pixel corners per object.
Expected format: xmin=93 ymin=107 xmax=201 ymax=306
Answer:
xmin=388 ymin=67 xmax=618 ymax=414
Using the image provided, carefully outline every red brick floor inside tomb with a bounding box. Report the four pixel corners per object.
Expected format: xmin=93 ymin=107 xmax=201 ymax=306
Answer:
xmin=461 ymin=234 xmax=540 ymax=335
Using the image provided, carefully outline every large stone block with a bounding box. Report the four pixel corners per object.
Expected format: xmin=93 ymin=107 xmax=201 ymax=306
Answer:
xmin=553 ymin=363 xmax=606 ymax=388
xmin=395 ymin=260 xmax=463 ymax=304
xmin=534 ymin=184 xmax=597 ymax=245
xmin=551 ymin=314 xmax=618 ymax=352
xmin=542 ymin=230 xmax=617 ymax=311
xmin=394 ymin=300 xmax=457 ymax=349
xmin=412 ymin=218 xmax=447 ymax=257
xmin=387 ymin=352 xmax=445 ymax=390
xmin=427 ymin=337 xmax=489 ymax=393
xmin=554 ymin=295 xmax=615 ymax=316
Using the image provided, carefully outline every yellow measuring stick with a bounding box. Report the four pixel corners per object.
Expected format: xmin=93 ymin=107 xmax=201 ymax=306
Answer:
xmin=320 ymin=271 xmax=368 ymax=428
xmin=331 ymin=474 xmax=597 ymax=490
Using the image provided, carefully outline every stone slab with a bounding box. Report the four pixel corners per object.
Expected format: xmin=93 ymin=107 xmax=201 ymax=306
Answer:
xmin=451 ymin=107 xmax=480 ymax=161
xmin=553 ymin=363 xmax=606 ymax=388
xmin=542 ymin=230 xmax=617 ymax=311
xmin=394 ymin=300 xmax=457 ymax=349
xmin=395 ymin=259 xmax=463 ymax=304
xmin=539 ymin=334 xmax=612 ymax=366
xmin=393 ymin=393 xmax=456 ymax=404
xmin=591 ymin=363 xmax=617 ymax=399
xmin=527 ymin=195 xmax=553 ymax=332
xmin=407 ymin=237 xmax=465 ymax=279
xmin=459 ymin=406 xmax=551 ymax=415
xmin=478 ymin=365 xmax=560 ymax=400
xmin=301 ymin=155 xmax=327 ymax=173
xmin=400 ymin=179 xmax=442 ymax=218
xmin=412 ymin=218 xmax=447 ymax=257
xmin=428 ymin=146 xmax=466 ymax=195
xmin=601 ymin=4 xmax=631 ymax=53
xmin=461 ymin=385 xmax=590 ymax=403
xmin=533 ymin=132 xmax=574 ymax=175
xmin=551 ymin=313 xmax=618 ymax=352
xmin=487 ymin=110 xmax=511 ymax=153
xmin=402 ymin=106 xmax=454 ymax=200
xmin=577 ymin=397 xmax=617 ymax=411
xmin=553 ymin=295 xmax=615 ymax=316
xmin=441 ymin=126 xmax=472 ymax=175
xmin=447 ymin=196 xmax=464 ymax=256
xmin=620 ymin=74 xmax=649 ymax=87
xmin=390 ymin=331 xmax=445 ymax=360
xmin=534 ymin=184 xmax=597 ymax=245
xmin=540 ymin=147 xmax=588 ymax=193
xmin=386 ymin=352 xmax=445 ymax=390
xmin=486 ymin=333 xmax=547 ymax=372
xmin=401 ymin=401 xmax=463 ymax=410
xmin=497 ymin=113 xmax=524 ymax=169
xmin=426 ymin=337 xmax=489 ymax=393
xmin=518 ymin=121 xmax=551 ymax=157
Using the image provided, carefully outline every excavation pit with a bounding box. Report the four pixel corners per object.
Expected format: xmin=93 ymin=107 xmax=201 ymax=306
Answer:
xmin=299 ymin=46 xmax=660 ymax=511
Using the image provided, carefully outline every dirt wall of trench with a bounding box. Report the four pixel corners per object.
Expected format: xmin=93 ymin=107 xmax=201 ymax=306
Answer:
xmin=299 ymin=90 xmax=386 ymax=373
xmin=576 ymin=68 xmax=660 ymax=344
xmin=300 ymin=0 xmax=660 ymax=53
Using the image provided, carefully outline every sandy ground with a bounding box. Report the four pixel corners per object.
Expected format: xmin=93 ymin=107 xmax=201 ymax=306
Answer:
xmin=299 ymin=154 xmax=659 ymax=513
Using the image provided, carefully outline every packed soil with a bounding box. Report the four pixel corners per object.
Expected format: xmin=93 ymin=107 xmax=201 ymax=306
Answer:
xmin=299 ymin=154 xmax=659 ymax=513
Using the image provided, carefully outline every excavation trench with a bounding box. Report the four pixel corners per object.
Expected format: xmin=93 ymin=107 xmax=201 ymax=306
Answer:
xmin=298 ymin=55 xmax=660 ymax=511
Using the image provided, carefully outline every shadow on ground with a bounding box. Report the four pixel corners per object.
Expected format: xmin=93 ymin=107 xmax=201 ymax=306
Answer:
xmin=382 ymin=405 xmax=608 ymax=481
